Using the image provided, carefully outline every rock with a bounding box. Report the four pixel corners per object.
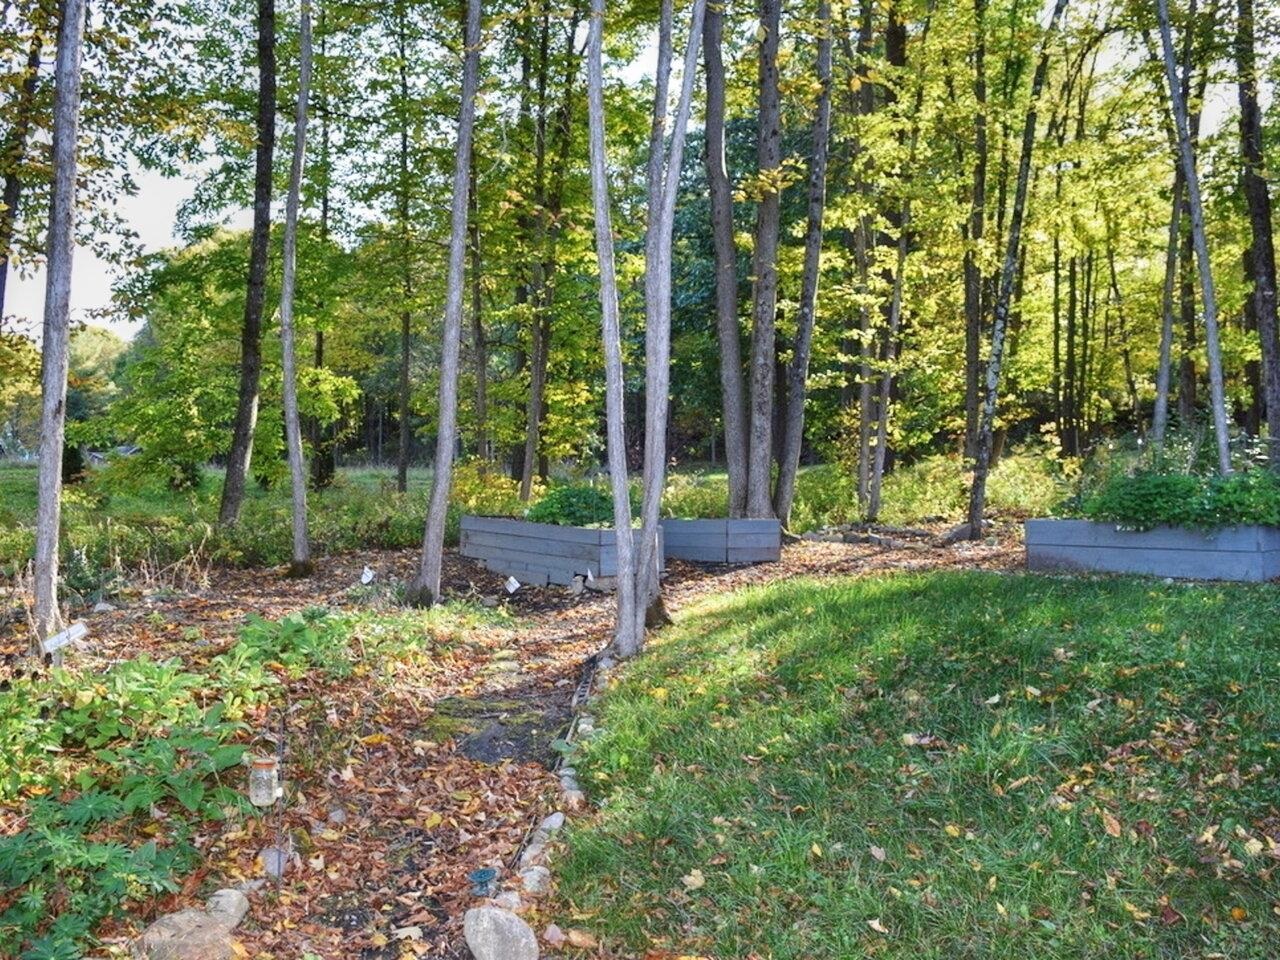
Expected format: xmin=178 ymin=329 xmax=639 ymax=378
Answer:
xmin=562 ymin=788 xmax=586 ymax=812
xmin=542 ymin=924 xmax=567 ymax=947
xmin=491 ymin=890 xmax=523 ymax=912
xmin=482 ymin=596 xmax=500 ymax=608
xmin=326 ymin=806 xmax=348 ymax=825
xmin=537 ymin=812 xmax=566 ymax=835
xmin=132 ymin=909 xmax=236 ymax=960
xmin=569 ymin=575 xmax=585 ymax=596
xmin=258 ymin=845 xmax=289 ymax=880
xmin=93 ymin=601 xmax=118 ymax=613
xmin=519 ymin=865 xmax=551 ymax=897
xmin=463 ymin=906 xmax=539 ymax=960
xmin=204 ymin=889 xmax=249 ymax=928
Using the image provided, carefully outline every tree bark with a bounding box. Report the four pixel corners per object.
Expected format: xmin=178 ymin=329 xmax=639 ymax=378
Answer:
xmin=220 ymin=0 xmax=277 ymax=525
xmin=745 ymin=0 xmax=782 ymax=518
xmin=702 ymin=0 xmax=747 ymax=518
xmin=633 ymin=0 xmax=708 ymax=636
xmin=469 ymin=151 xmax=489 ymax=460
xmin=279 ymin=0 xmax=313 ymax=576
xmin=772 ymin=0 xmax=832 ymax=528
xmin=408 ymin=0 xmax=481 ymax=606
xmin=586 ymin=0 xmax=639 ymax=657
xmin=966 ymin=0 xmax=1068 ymax=535
xmin=32 ymin=0 xmax=87 ymax=653
xmin=1152 ymin=177 xmax=1183 ymax=445
xmin=1236 ymin=0 xmax=1280 ymax=460
xmin=1157 ymin=0 xmax=1231 ymax=474
xmin=0 ymin=31 xmax=43 ymax=320
xmin=396 ymin=5 xmax=413 ymax=492
xmin=963 ymin=0 xmax=987 ymax=459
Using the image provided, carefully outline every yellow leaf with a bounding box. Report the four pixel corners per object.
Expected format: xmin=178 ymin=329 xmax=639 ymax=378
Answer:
xmin=811 ymin=842 xmax=823 ymax=858
xmin=566 ymin=929 xmax=598 ymax=948
xmin=651 ymin=687 xmax=669 ymax=700
xmin=682 ymin=869 xmax=706 ymax=890
xmin=1230 ymin=906 xmax=1248 ymax=922
xmin=944 ymin=824 xmax=963 ymax=838
xmin=1100 ymin=810 xmax=1122 ymax=838
xmin=369 ymin=933 xmax=389 ymax=947
xmin=1123 ymin=902 xmax=1152 ymax=922
xmin=361 ymin=732 xmax=390 ymax=746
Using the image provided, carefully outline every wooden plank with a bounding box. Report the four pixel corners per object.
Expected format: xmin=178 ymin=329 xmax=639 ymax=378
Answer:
xmin=461 ymin=529 xmax=604 ymax=562
xmin=665 ymin=544 xmax=729 ymax=562
xmin=1024 ymin=519 xmax=1263 ymax=551
xmin=726 ymin=519 xmax=782 ymax=535
xmin=461 ymin=515 xmax=605 ymax=544
xmin=727 ymin=546 xmax=783 ymax=563
xmin=1026 ymin=542 xmax=1270 ymax=582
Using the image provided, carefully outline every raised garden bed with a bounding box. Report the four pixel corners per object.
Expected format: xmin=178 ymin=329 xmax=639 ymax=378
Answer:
xmin=1024 ymin=518 xmax=1280 ymax=582
xmin=660 ymin=518 xmax=782 ymax=564
xmin=459 ymin=515 xmax=663 ymax=588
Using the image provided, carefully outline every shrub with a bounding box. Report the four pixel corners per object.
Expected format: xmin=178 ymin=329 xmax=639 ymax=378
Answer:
xmin=526 ymin=483 xmax=616 ymax=526
xmin=1081 ymin=468 xmax=1280 ymax=530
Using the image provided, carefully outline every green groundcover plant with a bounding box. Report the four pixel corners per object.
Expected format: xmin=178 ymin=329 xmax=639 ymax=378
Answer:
xmin=1080 ymin=468 xmax=1280 ymax=530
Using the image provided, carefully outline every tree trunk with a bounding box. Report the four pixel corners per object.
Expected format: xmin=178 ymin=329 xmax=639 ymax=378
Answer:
xmin=407 ymin=0 xmax=481 ymax=606
xmin=633 ymin=0 xmax=708 ymax=637
xmin=310 ymin=7 xmax=336 ymax=490
xmin=1152 ymin=177 xmax=1184 ymax=446
xmin=1157 ymin=0 xmax=1231 ymax=474
xmin=32 ymin=0 xmax=87 ymax=653
xmin=744 ymin=0 xmax=782 ymax=518
xmin=469 ymin=152 xmax=489 ymax=460
xmin=586 ymin=0 xmax=639 ymax=656
xmin=963 ymin=0 xmax=987 ymax=459
xmin=279 ymin=0 xmax=313 ymax=576
xmin=1236 ymin=0 xmax=1280 ymax=460
xmin=220 ymin=0 xmax=277 ymax=525
xmin=396 ymin=6 xmax=413 ymax=493
xmin=702 ymin=0 xmax=748 ymax=518
xmin=772 ymin=0 xmax=832 ymax=528
xmin=0 ymin=32 xmax=43 ymax=319
xmin=966 ymin=0 xmax=1069 ymax=536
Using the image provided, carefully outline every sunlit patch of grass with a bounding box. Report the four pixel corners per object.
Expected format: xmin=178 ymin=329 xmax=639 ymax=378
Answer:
xmin=556 ymin=572 xmax=1280 ymax=959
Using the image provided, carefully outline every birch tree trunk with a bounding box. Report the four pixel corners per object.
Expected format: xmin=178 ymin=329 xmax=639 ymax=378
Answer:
xmin=1152 ymin=177 xmax=1183 ymax=447
xmin=279 ymin=0 xmax=313 ymax=576
xmin=633 ymin=0 xmax=708 ymax=637
xmin=220 ymin=0 xmax=277 ymax=525
xmin=745 ymin=0 xmax=782 ymax=518
xmin=773 ymin=0 xmax=832 ymax=527
xmin=1235 ymin=0 xmax=1280 ymax=461
xmin=965 ymin=0 xmax=1068 ymax=536
xmin=32 ymin=0 xmax=87 ymax=653
xmin=407 ymin=0 xmax=481 ymax=606
xmin=702 ymin=0 xmax=747 ymax=518
xmin=1156 ymin=0 xmax=1231 ymax=474
xmin=586 ymin=0 xmax=640 ymax=657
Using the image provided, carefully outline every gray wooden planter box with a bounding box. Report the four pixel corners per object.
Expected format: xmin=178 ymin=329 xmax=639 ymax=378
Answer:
xmin=459 ymin=515 xmax=663 ymax=588
xmin=1025 ymin=519 xmax=1280 ymax=582
xmin=660 ymin=518 xmax=782 ymax=564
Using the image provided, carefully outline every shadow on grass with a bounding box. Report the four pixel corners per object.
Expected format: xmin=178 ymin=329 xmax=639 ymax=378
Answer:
xmin=556 ymin=570 xmax=1280 ymax=959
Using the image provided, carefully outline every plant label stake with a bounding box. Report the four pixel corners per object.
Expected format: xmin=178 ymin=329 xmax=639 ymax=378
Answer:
xmin=41 ymin=621 xmax=87 ymax=656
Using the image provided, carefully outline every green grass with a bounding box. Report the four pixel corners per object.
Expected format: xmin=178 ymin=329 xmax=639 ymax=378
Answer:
xmin=556 ymin=572 xmax=1280 ymax=959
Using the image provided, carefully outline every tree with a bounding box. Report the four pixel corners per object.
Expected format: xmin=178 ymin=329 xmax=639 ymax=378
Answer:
xmin=966 ymin=0 xmax=1068 ymax=536
xmin=1235 ymin=0 xmax=1279 ymax=460
xmin=586 ymin=0 xmax=639 ymax=656
xmin=32 ymin=0 xmax=88 ymax=652
xmin=773 ymin=0 xmax=833 ymax=527
xmin=1156 ymin=0 xmax=1230 ymax=474
xmin=279 ymin=0 xmax=314 ymax=575
xmin=702 ymin=0 xmax=747 ymax=518
xmin=745 ymin=0 xmax=782 ymax=519
xmin=407 ymin=0 xmax=481 ymax=607
xmin=219 ymin=0 xmax=277 ymax=525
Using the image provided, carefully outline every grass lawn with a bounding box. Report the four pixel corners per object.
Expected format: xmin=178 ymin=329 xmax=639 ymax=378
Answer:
xmin=556 ymin=571 xmax=1279 ymax=959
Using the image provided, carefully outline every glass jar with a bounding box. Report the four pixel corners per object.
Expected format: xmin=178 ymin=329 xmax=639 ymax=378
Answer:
xmin=248 ymin=756 xmax=280 ymax=808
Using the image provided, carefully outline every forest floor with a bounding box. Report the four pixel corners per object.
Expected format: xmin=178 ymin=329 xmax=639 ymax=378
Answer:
xmin=19 ymin=520 xmax=1019 ymax=957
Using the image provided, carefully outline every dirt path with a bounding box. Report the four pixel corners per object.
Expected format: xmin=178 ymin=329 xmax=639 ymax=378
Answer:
xmin=71 ymin=526 xmax=1020 ymax=957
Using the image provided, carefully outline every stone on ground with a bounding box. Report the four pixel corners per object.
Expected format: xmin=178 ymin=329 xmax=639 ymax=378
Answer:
xmin=463 ymin=906 xmax=539 ymax=960
xmin=133 ymin=889 xmax=250 ymax=960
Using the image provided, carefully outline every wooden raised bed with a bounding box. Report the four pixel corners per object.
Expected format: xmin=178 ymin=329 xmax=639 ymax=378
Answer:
xmin=459 ymin=515 xmax=663 ymax=588
xmin=1024 ymin=518 xmax=1280 ymax=582
xmin=660 ymin=518 xmax=782 ymax=564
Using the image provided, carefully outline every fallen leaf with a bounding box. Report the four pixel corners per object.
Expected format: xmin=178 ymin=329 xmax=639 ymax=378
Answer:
xmin=869 ymin=845 xmax=886 ymax=862
xmin=1100 ymin=810 xmax=1122 ymax=838
xmin=682 ymin=868 xmax=706 ymax=890
xmin=567 ymin=928 xmax=598 ymax=948
xmin=867 ymin=918 xmax=889 ymax=934
xmin=1230 ymin=906 xmax=1248 ymax=922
